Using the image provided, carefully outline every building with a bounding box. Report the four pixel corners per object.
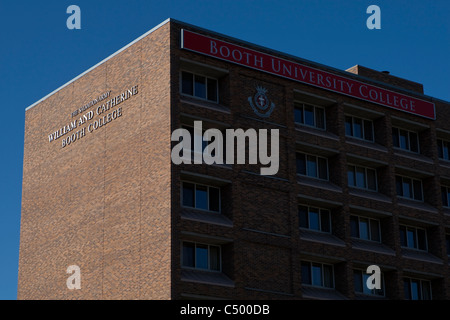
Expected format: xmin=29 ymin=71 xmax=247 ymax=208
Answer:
xmin=18 ymin=18 xmax=450 ymax=300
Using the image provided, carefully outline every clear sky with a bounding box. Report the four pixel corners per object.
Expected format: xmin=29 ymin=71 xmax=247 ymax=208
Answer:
xmin=0 ymin=0 xmax=449 ymax=300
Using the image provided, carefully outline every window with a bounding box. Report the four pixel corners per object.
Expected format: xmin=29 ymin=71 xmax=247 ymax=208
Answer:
xmin=182 ymin=241 xmax=221 ymax=271
xmin=180 ymin=125 xmax=226 ymax=162
xmin=301 ymin=261 xmax=334 ymax=288
xmin=298 ymin=205 xmax=331 ymax=233
xmin=441 ymin=186 xmax=450 ymax=207
xmin=392 ymin=127 xmax=419 ymax=153
xmin=350 ymin=215 xmax=381 ymax=242
xmin=399 ymin=225 xmax=427 ymax=251
xmin=182 ymin=125 xmax=209 ymax=154
xmin=296 ymin=152 xmax=328 ymax=180
xmin=294 ymin=102 xmax=325 ymax=129
xmin=182 ymin=182 xmax=221 ymax=212
xmin=348 ymin=165 xmax=377 ymax=191
xmin=395 ymin=175 xmax=423 ymax=201
xmin=437 ymin=139 xmax=450 ymax=160
xmin=404 ymin=278 xmax=432 ymax=300
xmin=345 ymin=116 xmax=374 ymax=141
xmin=446 ymin=234 xmax=450 ymax=256
xmin=353 ymin=269 xmax=385 ymax=296
xmin=181 ymin=71 xmax=218 ymax=102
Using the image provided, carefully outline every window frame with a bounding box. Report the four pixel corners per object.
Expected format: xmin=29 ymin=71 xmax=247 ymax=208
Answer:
xmin=392 ymin=127 xmax=420 ymax=153
xmin=179 ymin=124 xmax=227 ymax=164
xmin=441 ymin=185 xmax=450 ymax=208
xmin=294 ymin=101 xmax=326 ymax=130
xmin=446 ymin=234 xmax=450 ymax=256
xmin=395 ymin=175 xmax=424 ymax=202
xmin=298 ymin=205 xmax=332 ymax=233
xmin=437 ymin=138 xmax=450 ymax=161
xmin=296 ymin=152 xmax=329 ymax=181
xmin=353 ymin=269 xmax=385 ymax=297
xmin=345 ymin=115 xmax=374 ymax=142
xmin=181 ymin=124 xmax=207 ymax=159
xmin=399 ymin=225 xmax=428 ymax=251
xmin=181 ymin=241 xmax=222 ymax=272
xmin=350 ymin=215 xmax=382 ymax=242
xmin=301 ymin=261 xmax=335 ymax=289
xmin=180 ymin=70 xmax=219 ymax=103
xmin=181 ymin=181 xmax=221 ymax=213
xmin=403 ymin=278 xmax=432 ymax=300
xmin=347 ymin=164 xmax=378 ymax=192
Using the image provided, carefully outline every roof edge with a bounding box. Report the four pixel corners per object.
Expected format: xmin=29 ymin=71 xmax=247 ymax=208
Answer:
xmin=170 ymin=18 xmax=450 ymax=105
xmin=25 ymin=18 xmax=171 ymax=112
xmin=26 ymin=17 xmax=450 ymax=111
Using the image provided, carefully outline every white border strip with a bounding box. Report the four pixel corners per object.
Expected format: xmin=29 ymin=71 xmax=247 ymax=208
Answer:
xmin=25 ymin=18 xmax=171 ymax=111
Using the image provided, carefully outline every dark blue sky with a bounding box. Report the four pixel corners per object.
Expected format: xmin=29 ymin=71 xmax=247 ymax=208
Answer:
xmin=1 ymin=0 xmax=449 ymax=300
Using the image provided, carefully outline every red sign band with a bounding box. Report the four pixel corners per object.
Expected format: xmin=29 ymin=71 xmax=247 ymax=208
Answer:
xmin=181 ymin=29 xmax=435 ymax=120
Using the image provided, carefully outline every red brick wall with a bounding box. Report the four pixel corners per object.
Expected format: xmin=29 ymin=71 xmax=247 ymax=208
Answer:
xmin=18 ymin=22 xmax=172 ymax=300
xmin=169 ymin=20 xmax=450 ymax=300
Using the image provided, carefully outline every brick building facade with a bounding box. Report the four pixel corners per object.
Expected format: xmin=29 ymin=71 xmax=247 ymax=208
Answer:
xmin=18 ymin=19 xmax=450 ymax=300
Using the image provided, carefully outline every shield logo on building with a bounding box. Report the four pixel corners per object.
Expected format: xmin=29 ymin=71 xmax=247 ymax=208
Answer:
xmin=248 ymin=86 xmax=276 ymax=118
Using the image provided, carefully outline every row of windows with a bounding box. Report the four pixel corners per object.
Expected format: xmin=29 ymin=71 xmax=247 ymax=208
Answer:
xmin=295 ymin=102 xmax=446 ymax=160
xmin=295 ymin=102 xmax=428 ymax=156
xmin=181 ymin=181 xmax=450 ymax=253
xmin=178 ymin=147 xmax=446 ymax=206
xmin=181 ymin=71 xmax=450 ymax=161
xmin=180 ymin=241 xmax=432 ymax=300
xmin=404 ymin=278 xmax=432 ymax=300
xmin=353 ymin=270 xmax=432 ymax=300
xmin=300 ymin=205 xmax=430 ymax=251
xmin=296 ymin=152 xmax=430 ymax=202
xmin=296 ymin=152 xmax=450 ymax=207
xmin=175 ymin=124 xmax=448 ymax=205
xmin=178 ymin=126 xmax=450 ymax=206
xmin=296 ymin=153 xmax=428 ymax=201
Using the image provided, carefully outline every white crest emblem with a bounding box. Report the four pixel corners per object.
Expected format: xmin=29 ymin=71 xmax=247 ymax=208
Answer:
xmin=248 ymin=86 xmax=276 ymax=118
